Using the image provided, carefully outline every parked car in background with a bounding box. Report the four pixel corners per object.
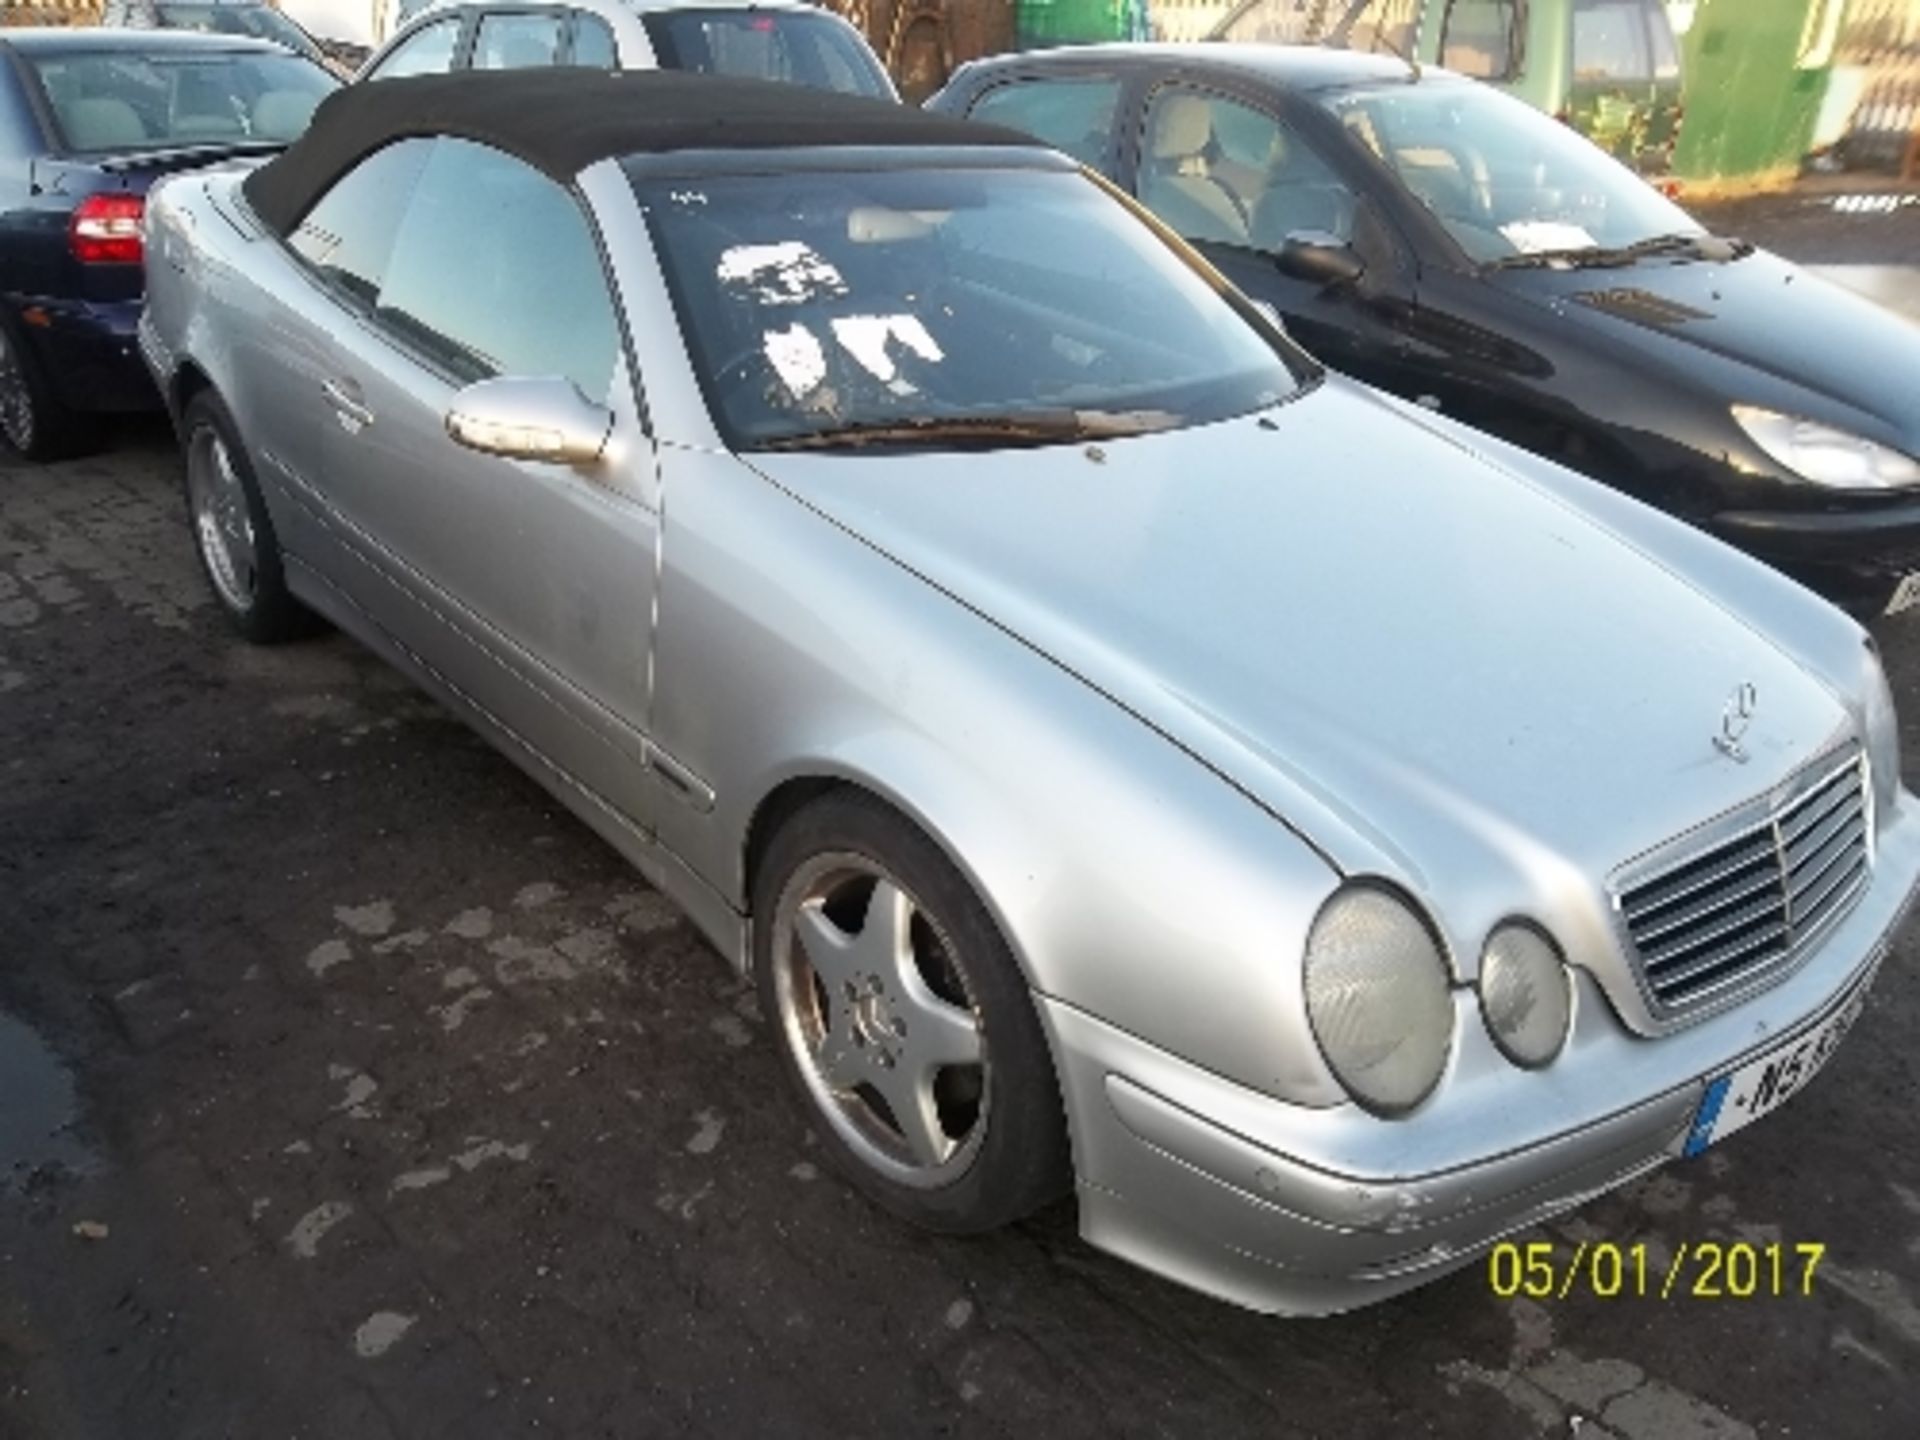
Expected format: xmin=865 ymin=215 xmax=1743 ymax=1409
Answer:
xmin=145 ymin=67 xmax=1920 ymax=1315
xmin=358 ymin=0 xmax=895 ymax=98
xmin=1210 ymin=0 xmax=1686 ymax=175
xmin=100 ymin=0 xmax=340 ymax=72
xmin=929 ymin=44 xmax=1920 ymax=614
xmin=0 ymin=29 xmax=335 ymax=460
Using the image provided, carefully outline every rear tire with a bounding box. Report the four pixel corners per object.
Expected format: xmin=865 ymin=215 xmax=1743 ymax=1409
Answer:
xmin=753 ymin=789 xmax=1073 ymax=1234
xmin=0 ymin=312 xmax=82 ymax=463
xmin=181 ymin=390 xmax=315 ymax=643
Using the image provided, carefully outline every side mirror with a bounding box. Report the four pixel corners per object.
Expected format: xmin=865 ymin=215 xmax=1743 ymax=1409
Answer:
xmin=1276 ymin=230 xmax=1366 ymax=288
xmin=445 ymin=376 xmax=611 ymax=465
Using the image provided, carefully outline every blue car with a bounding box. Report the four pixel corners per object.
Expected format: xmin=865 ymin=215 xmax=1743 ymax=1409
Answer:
xmin=0 ymin=29 xmax=335 ymax=460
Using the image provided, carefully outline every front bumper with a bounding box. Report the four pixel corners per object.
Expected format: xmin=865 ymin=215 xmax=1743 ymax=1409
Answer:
xmin=1041 ymin=798 xmax=1920 ymax=1316
xmin=1709 ymin=500 xmax=1920 ymax=610
xmin=7 ymin=295 xmax=158 ymax=415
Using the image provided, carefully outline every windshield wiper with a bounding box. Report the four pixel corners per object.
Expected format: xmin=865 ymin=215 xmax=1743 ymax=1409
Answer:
xmin=756 ymin=409 xmax=1171 ymax=452
xmin=1491 ymin=232 xmax=1752 ymax=271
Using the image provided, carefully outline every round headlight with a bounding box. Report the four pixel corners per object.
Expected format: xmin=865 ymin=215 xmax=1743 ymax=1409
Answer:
xmin=1479 ymin=924 xmax=1572 ymax=1069
xmin=1303 ymin=886 xmax=1454 ymax=1116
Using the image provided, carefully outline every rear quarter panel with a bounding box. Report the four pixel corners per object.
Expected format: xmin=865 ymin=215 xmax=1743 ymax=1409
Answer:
xmin=144 ymin=169 xmax=334 ymax=555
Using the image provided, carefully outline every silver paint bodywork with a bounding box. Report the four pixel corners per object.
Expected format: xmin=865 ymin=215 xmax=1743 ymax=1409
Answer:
xmin=141 ymin=146 xmax=1920 ymax=1314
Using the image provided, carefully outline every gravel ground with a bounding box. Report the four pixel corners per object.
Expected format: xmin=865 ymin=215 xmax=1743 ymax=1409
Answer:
xmin=4 ymin=207 xmax=1920 ymax=1440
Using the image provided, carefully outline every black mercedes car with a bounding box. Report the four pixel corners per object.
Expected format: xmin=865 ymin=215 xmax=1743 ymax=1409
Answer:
xmin=928 ymin=45 xmax=1920 ymax=614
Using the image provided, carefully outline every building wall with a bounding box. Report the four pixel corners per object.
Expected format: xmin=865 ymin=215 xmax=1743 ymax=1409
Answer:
xmin=1671 ymin=0 xmax=1831 ymax=184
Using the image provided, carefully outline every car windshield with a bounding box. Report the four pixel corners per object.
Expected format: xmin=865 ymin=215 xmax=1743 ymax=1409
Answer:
xmin=1320 ymin=79 xmax=1702 ymax=263
xmin=158 ymin=4 xmax=326 ymax=64
xmin=631 ymin=165 xmax=1308 ymax=451
xmin=29 ymin=49 xmax=334 ymax=153
xmin=642 ymin=10 xmax=893 ymax=99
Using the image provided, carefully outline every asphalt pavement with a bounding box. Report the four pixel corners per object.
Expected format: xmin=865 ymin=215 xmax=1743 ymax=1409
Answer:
xmin=4 ymin=197 xmax=1920 ymax=1440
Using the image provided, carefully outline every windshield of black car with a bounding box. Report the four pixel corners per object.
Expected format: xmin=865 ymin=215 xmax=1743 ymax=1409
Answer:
xmin=642 ymin=11 xmax=893 ymax=98
xmin=30 ymin=49 xmax=334 ymax=152
xmin=1319 ymin=79 xmax=1702 ymax=262
xmin=158 ymin=4 xmax=326 ymax=64
xmin=630 ymin=165 xmax=1308 ymax=450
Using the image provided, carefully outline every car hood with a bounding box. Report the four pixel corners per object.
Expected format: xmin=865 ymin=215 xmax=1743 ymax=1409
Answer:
xmin=751 ymin=381 xmax=1856 ymax=972
xmin=1492 ymin=249 xmax=1920 ymax=453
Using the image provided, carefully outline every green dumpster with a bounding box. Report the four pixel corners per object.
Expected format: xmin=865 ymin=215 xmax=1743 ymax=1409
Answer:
xmin=1016 ymin=0 xmax=1149 ymax=48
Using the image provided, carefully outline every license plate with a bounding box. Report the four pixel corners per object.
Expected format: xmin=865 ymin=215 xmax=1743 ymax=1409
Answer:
xmin=1885 ymin=572 xmax=1920 ymax=616
xmin=1682 ymin=979 xmax=1873 ymax=1157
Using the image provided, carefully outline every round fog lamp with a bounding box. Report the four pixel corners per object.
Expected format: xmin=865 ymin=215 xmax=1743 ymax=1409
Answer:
xmin=1479 ymin=924 xmax=1572 ymax=1068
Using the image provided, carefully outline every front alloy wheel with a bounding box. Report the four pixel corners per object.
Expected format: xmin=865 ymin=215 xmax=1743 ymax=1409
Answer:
xmin=772 ymin=854 xmax=989 ymax=1185
xmin=754 ymin=793 xmax=1072 ymax=1233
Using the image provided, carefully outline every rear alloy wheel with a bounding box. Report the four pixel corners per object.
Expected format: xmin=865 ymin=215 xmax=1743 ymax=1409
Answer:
xmin=182 ymin=391 xmax=315 ymax=642
xmin=0 ymin=313 xmax=79 ymax=462
xmin=755 ymin=792 xmax=1071 ymax=1232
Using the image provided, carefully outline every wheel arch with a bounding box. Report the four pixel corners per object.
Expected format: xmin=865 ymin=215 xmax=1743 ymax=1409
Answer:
xmin=168 ymin=357 xmax=215 ymax=430
xmin=734 ymin=747 xmax=1055 ymax=999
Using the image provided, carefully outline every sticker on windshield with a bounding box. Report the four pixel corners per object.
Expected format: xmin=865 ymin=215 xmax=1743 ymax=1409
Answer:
xmin=1499 ymin=220 xmax=1599 ymax=255
xmin=717 ymin=242 xmax=849 ymax=306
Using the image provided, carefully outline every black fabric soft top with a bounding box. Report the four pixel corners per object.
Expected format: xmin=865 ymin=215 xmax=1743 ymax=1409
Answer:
xmin=244 ymin=69 xmax=1041 ymax=236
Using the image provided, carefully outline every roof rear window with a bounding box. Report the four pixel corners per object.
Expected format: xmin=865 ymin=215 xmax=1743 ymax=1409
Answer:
xmin=642 ymin=10 xmax=893 ymax=100
xmin=27 ymin=49 xmax=335 ymax=154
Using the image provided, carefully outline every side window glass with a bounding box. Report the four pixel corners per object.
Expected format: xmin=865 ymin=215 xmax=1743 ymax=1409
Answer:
xmin=473 ymin=12 xmax=567 ymax=70
xmin=1440 ymin=0 xmax=1520 ymax=81
xmin=376 ymin=138 xmax=619 ymax=401
xmin=287 ymin=138 xmax=434 ymax=307
xmin=570 ymin=13 xmax=618 ymax=68
xmin=1573 ymin=1 xmax=1653 ymax=83
xmin=967 ymin=77 xmax=1121 ymax=175
xmin=1140 ymin=88 xmax=1355 ymax=253
xmin=368 ymin=17 xmax=462 ymax=80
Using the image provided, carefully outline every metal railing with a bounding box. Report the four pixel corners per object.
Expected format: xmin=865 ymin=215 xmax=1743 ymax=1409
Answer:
xmin=1 ymin=0 xmax=106 ymax=24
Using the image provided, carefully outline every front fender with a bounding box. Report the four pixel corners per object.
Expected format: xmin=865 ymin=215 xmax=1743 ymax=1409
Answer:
xmin=650 ymin=446 xmax=1348 ymax=1106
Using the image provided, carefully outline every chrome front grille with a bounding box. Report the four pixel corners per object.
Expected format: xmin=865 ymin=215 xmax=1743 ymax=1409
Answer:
xmin=1616 ymin=746 xmax=1871 ymax=1016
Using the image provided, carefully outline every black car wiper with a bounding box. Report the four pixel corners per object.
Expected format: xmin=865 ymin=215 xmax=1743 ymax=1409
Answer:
xmin=1490 ymin=232 xmax=1751 ymax=271
xmin=756 ymin=409 xmax=1170 ymax=452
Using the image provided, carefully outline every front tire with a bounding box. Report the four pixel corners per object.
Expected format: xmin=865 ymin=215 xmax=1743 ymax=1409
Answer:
xmin=181 ymin=391 xmax=314 ymax=643
xmin=753 ymin=790 xmax=1072 ymax=1233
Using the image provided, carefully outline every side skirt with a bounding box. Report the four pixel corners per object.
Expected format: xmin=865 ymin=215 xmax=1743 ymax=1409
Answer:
xmin=283 ymin=553 xmax=749 ymax=973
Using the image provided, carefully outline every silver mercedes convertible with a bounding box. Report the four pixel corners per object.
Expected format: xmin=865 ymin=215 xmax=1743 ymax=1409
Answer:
xmin=141 ymin=69 xmax=1920 ymax=1314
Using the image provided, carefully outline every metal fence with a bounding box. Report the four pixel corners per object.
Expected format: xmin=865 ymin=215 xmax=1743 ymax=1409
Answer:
xmin=0 ymin=0 xmax=106 ymax=24
xmin=1149 ymin=0 xmax=1425 ymax=47
xmin=1832 ymin=0 xmax=1920 ymax=174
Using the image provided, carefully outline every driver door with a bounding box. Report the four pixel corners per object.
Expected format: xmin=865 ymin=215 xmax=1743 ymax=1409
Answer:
xmin=303 ymin=136 xmax=661 ymax=827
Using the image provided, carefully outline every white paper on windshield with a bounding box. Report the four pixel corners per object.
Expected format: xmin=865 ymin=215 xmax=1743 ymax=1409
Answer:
xmin=1498 ymin=221 xmax=1599 ymax=255
xmin=830 ymin=314 xmax=944 ymax=395
xmin=716 ymin=242 xmax=849 ymax=306
xmin=763 ymin=323 xmax=827 ymax=398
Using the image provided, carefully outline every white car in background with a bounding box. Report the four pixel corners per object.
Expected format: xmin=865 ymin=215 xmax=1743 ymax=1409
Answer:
xmin=357 ymin=0 xmax=896 ymax=97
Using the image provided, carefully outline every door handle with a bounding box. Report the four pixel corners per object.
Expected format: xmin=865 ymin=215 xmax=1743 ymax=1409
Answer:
xmin=321 ymin=378 xmax=375 ymax=432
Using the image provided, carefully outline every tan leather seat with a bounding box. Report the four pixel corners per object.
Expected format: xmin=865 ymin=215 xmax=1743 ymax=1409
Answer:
xmin=1140 ymin=94 xmax=1248 ymax=246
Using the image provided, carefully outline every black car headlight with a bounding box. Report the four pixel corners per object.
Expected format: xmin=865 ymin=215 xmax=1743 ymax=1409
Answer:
xmin=1733 ymin=405 xmax=1920 ymax=490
